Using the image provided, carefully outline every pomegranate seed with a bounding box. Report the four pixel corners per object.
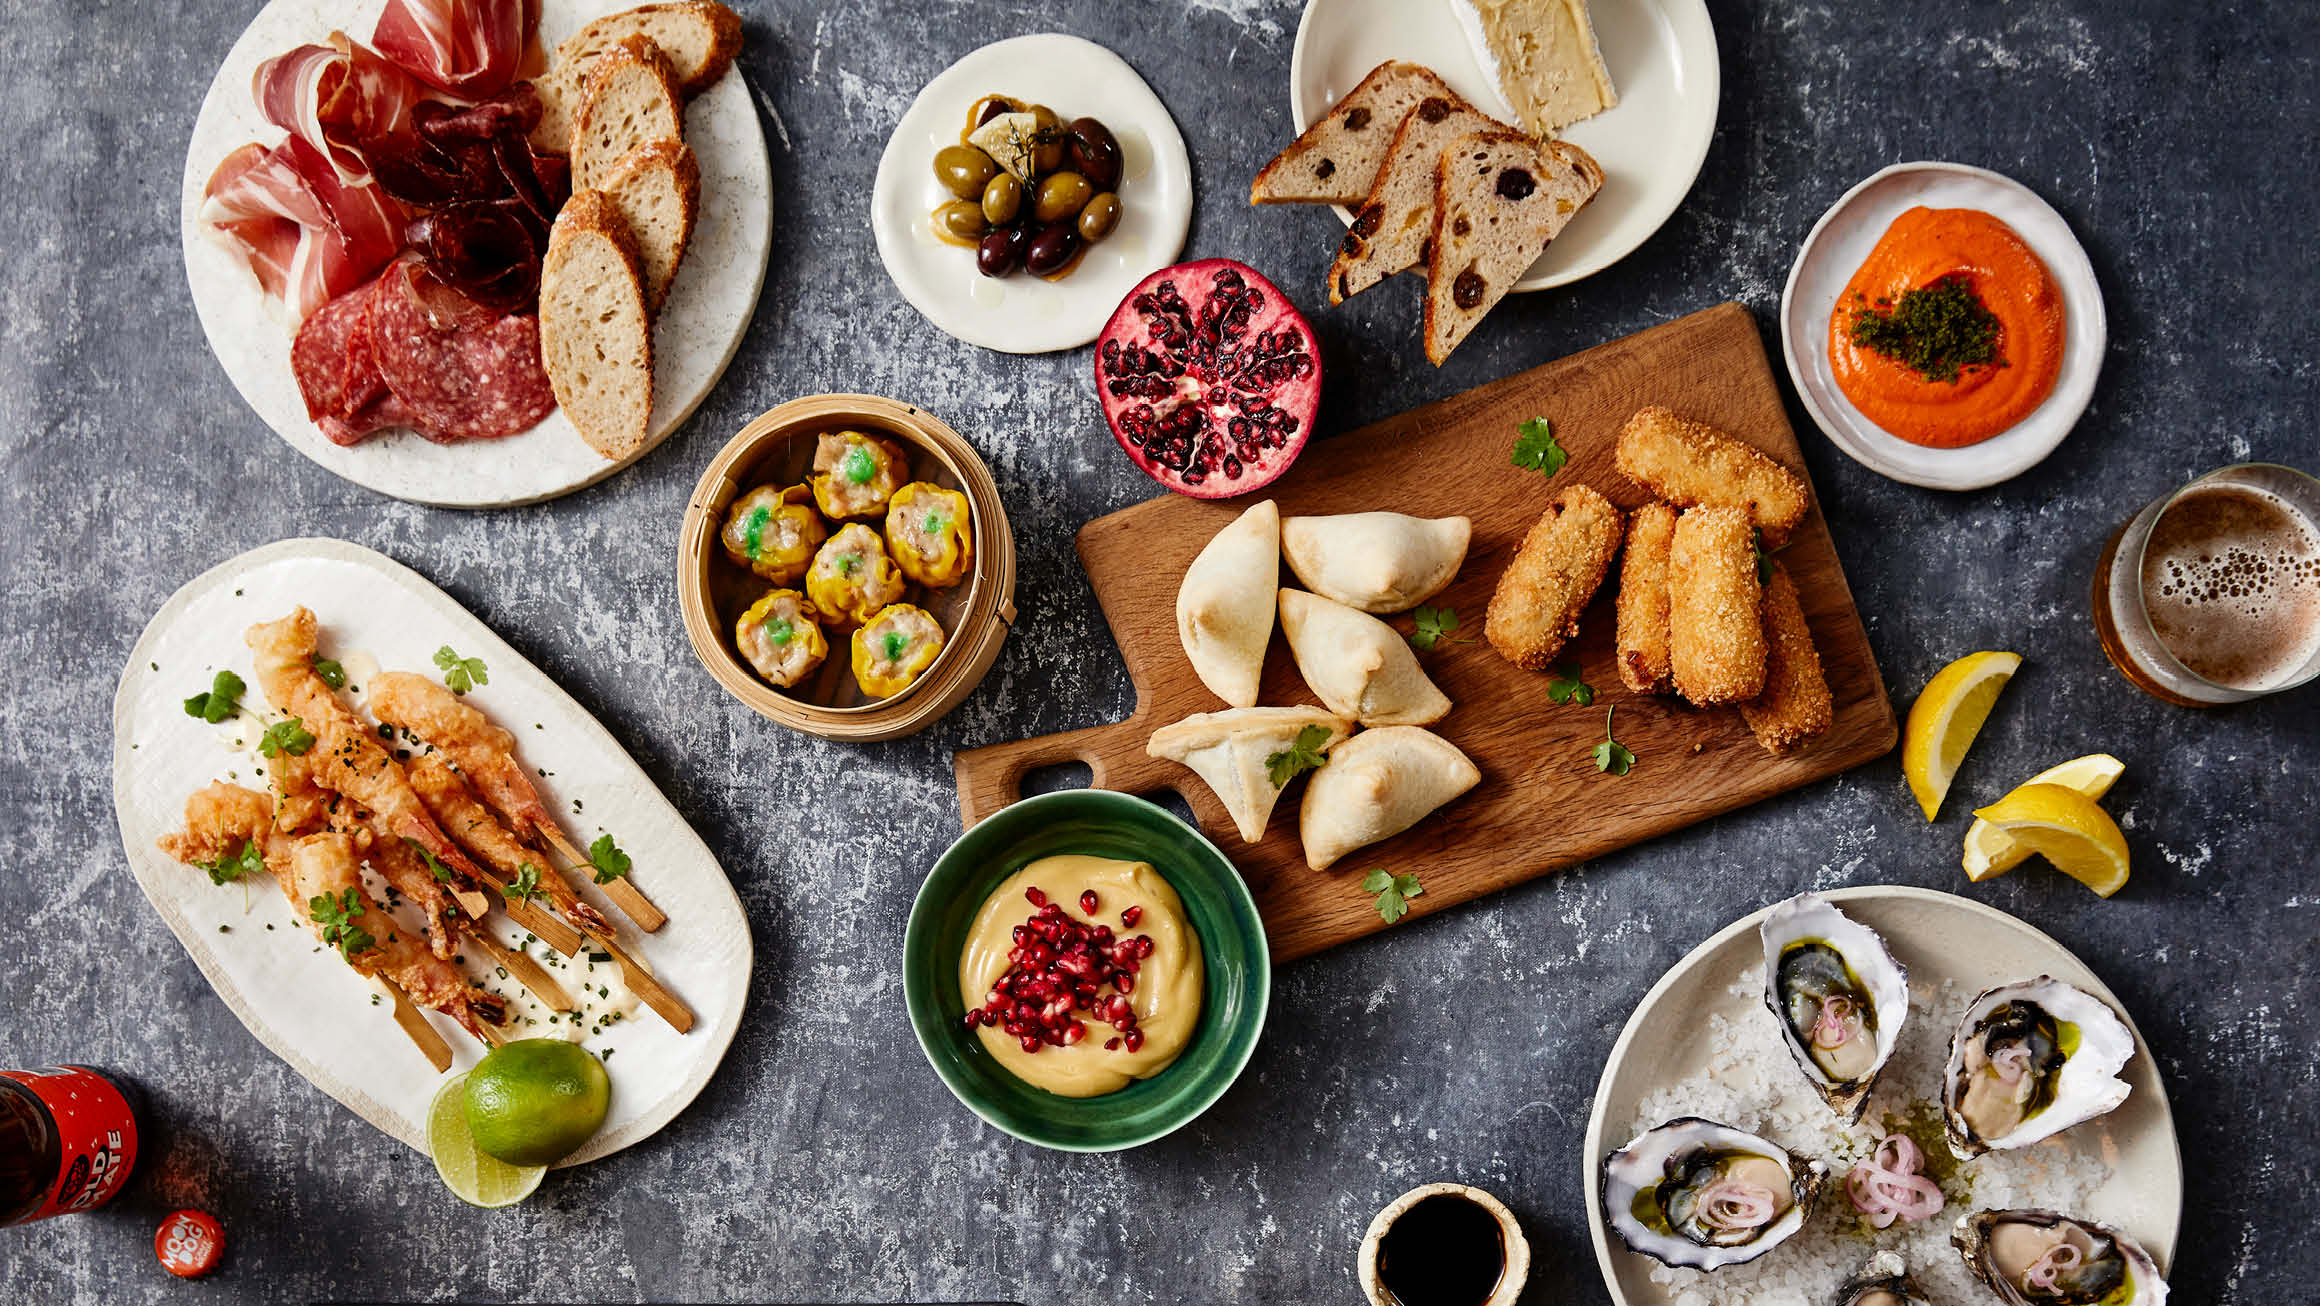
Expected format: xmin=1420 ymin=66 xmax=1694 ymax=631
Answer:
xmin=1120 ymin=906 xmax=1143 ymax=928
xmin=962 ymin=1011 xmax=982 ymax=1029
xmin=1062 ymin=1022 xmax=1087 ymax=1046
xmin=1025 ymin=886 xmax=1048 ymax=907
xmin=1080 ymin=890 xmax=1101 ymax=914
xmin=1123 ymin=1029 xmax=1145 ymax=1052
xmin=1104 ymin=1037 xmax=1122 ymax=1051
xmin=1115 ymin=972 xmax=1136 ymax=994
xmin=1020 ymin=1035 xmax=1043 ymax=1054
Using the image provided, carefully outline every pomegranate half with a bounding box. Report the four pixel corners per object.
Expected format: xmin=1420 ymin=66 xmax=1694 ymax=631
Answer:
xmin=1094 ymin=258 xmax=1322 ymax=498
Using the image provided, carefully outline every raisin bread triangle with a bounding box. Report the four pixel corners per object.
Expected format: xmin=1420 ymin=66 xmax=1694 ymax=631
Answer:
xmin=1422 ymin=133 xmax=1603 ymax=365
xmin=1327 ymin=91 xmax=1512 ymax=304
xmin=1249 ymin=61 xmax=1457 ymax=206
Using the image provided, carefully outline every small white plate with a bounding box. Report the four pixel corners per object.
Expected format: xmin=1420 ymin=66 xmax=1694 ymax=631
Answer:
xmin=1583 ymin=886 xmax=2179 ymax=1305
xmin=1780 ymin=162 xmax=2107 ymax=490
xmin=1288 ymin=0 xmax=1718 ymax=291
xmin=870 ymin=34 xmax=1192 ymax=355
xmin=179 ymin=0 xmax=772 ymax=508
xmin=112 ymin=538 xmax=752 ymax=1164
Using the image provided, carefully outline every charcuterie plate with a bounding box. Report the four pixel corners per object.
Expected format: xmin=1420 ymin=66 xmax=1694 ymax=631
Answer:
xmin=111 ymin=538 xmax=751 ymax=1163
xmin=179 ymin=0 xmax=772 ymax=508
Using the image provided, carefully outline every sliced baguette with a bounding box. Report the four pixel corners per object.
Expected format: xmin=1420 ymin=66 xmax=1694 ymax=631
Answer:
xmin=1249 ymin=61 xmax=1458 ymax=206
xmin=533 ymin=1 xmax=742 ymax=154
xmin=1422 ymin=132 xmax=1603 ymax=365
xmin=598 ymin=138 xmax=701 ymax=312
xmin=540 ymin=190 xmax=654 ymax=461
xmin=568 ymin=36 xmax=684 ymax=192
xmin=1327 ymin=91 xmax=1510 ymax=304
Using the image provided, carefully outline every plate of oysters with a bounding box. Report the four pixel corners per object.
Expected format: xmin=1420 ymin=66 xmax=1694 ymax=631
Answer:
xmin=1583 ymin=886 xmax=2179 ymax=1306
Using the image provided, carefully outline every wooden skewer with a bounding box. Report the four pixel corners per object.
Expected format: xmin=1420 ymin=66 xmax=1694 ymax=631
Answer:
xmin=474 ymin=1016 xmax=513 ymax=1048
xmin=450 ymin=886 xmax=491 ymax=919
xmin=580 ymin=929 xmax=695 ymax=1033
xmin=543 ymin=827 xmax=666 ymax=933
xmin=460 ymin=867 xmax=585 ymax=956
xmin=464 ymin=931 xmax=574 ymax=1012
xmin=384 ymin=983 xmax=455 ymax=1072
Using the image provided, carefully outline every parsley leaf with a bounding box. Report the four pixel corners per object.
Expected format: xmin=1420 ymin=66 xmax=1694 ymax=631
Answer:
xmin=257 ymin=716 xmax=316 ymax=758
xmin=588 ymin=834 xmax=632 ymax=885
xmin=182 ymin=670 xmax=246 ymax=724
xmin=309 ymin=888 xmax=374 ymax=960
xmin=1407 ymin=604 xmax=1469 ymax=652
xmin=407 ymin=839 xmax=456 ymax=884
xmin=1361 ymin=867 xmax=1425 ymax=924
xmin=433 ymin=645 xmax=488 ymax=696
xmin=1592 ymin=706 xmax=1636 ymax=776
xmin=1545 ymin=663 xmax=1595 ymax=706
xmin=1263 ymin=725 xmax=1333 ymax=788
xmin=506 ymin=863 xmax=545 ymax=902
xmin=1753 ymin=527 xmax=1775 ymax=585
xmin=200 ymin=840 xmax=263 ymax=886
xmin=311 ymin=656 xmax=346 ymax=689
xmin=1511 ymin=417 xmax=1567 ymax=477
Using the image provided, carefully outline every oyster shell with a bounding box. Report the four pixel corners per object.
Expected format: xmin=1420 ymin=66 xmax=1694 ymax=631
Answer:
xmin=1600 ymin=1116 xmax=1825 ymax=1271
xmin=1760 ymin=892 xmax=1910 ymax=1122
xmin=1954 ymin=1209 xmax=2170 ymax=1305
xmin=1942 ymin=976 xmax=2134 ymax=1157
xmin=1837 ymin=1251 xmax=1931 ymax=1306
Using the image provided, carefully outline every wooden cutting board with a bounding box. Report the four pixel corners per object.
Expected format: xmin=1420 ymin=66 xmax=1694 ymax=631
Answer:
xmin=954 ymin=303 xmax=1896 ymax=962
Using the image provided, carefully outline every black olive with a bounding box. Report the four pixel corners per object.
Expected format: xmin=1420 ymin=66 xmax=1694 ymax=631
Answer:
xmin=1025 ymin=222 xmax=1082 ymax=277
xmin=977 ymin=226 xmax=1029 ymax=278
xmin=1067 ymin=117 xmax=1123 ymax=192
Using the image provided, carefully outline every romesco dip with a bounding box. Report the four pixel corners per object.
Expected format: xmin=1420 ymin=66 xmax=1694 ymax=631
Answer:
xmin=1829 ymin=206 xmax=2064 ymax=448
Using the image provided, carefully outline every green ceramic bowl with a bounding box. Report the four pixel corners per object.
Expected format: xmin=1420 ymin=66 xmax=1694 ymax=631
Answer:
xmin=904 ymin=790 xmax=1271 ymax=1151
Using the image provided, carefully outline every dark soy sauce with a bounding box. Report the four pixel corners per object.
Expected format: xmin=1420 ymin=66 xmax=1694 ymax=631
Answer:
xmin=1376 ymin=1193 xmax=1506 ymax=1306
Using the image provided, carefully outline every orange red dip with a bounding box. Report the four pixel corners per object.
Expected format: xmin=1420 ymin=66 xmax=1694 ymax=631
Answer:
xmin=1829 ymin=207 xmax=2065 ymax=448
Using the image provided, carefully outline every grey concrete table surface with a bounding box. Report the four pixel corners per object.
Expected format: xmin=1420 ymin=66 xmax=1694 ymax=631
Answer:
xmin=2 ymin=0 xmax=2313 ymax=1301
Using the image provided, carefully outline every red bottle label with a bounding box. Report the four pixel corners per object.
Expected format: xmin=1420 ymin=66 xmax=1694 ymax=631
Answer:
xmin=1 ymin=1067 xmax=138 ymax=1222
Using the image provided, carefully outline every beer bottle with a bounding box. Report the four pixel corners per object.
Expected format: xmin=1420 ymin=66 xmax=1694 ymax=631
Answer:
xmin=1 ymin=1067 xmax=141 ymax=1226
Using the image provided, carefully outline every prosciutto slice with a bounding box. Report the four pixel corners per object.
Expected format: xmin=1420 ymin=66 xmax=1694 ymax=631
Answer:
xmin=201 ymin=137 xmax=406 ymax=324
xmin=253 ymin=35 xmax=425 ymax=183
xmin=370 ymin=0 xmax=539 ymax=97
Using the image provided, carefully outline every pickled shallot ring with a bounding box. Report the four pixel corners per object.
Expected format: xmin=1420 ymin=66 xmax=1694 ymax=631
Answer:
xmin=2025 ymin=1243 xmax=2084 ymax=1291
xmin=1842 ymin=1135 xmax=1943 ymax=1228
xmin=1695 ymin=1179 xmax=1778 ymax=1231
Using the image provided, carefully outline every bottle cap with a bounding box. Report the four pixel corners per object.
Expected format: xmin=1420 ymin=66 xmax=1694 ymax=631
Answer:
xmin=156 ymin=1208 xmax=225 ymax=1278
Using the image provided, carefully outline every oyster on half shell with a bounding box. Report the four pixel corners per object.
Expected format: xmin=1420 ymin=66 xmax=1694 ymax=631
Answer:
xmin=1942 ymin=976 xmax=2135 ymax=1157
xmin=1837 ymin=1251 xmax=1931 ymax=1306
xmin=1954 ymin=1209 xmax=2170 ymax=1305
xmin=1760 ymin=892 xmax=1910 ymax=1122
xmin=1601 ymin=1117 xmax=1826 ymax=1271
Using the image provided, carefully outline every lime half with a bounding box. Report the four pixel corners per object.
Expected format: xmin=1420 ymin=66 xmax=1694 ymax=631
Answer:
xmin=464 ymin=1039 xmax=610 ymax=1167
xmin=429 ymin=1074 xmax=545 ymax=1208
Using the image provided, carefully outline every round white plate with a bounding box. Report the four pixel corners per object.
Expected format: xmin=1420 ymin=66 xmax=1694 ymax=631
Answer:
xmin=1780 ymin=162 xmax=2107 ymax=491
xmin=1289 ymin=0 xmax=1718 ymax=291
xmin=869 ymin=33 xmax=1192 ymax=355
xmin=180 ymin=0 xmax=772 ymax=508
xmin=112 ymin=538 xmax=752 ymax=1165
xmin=1583 ymin=886 xmax=2180 ymax=1305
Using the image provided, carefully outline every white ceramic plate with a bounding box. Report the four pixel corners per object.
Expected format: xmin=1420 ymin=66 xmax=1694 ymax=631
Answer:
xmin=111 ymin=538 xmax=752 ymax=1164
xmin=1780 ymin=162 xmax=2107 ymax=490
xmin=1289 ymin=0 xmax=1718 ymax=291
xmin=870 ymin=33 xmax=1192 ymax=354
xmin=180 ymin=0 xmax=772 ymax=508
xmin=1583 ymin=886 xmax=2180 ymax=1305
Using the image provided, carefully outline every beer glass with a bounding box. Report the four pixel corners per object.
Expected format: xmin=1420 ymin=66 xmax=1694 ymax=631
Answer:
xmin=2091 ymin=463 xmax=2320 ymax=706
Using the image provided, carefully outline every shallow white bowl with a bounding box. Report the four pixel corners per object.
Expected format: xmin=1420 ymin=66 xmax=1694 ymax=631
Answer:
xmin=1780 ymin=161 xmax=2107 ymax=490
xmin=870 ymin=34 xmax=1192 ymax=355
xmin=1288 ymin=0 xmax=1718 ymax=291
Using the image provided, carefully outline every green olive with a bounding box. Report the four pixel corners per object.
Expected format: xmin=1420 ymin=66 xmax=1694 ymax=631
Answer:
xmin=932 ymin=145 xmax=998 ymax=201
xmin=1033 ymin=171 xmax=1094 ymax=224
xmin=980 ymin=172 xmax=1024 ymax=225
xmin=1028 ymin=105 xmax=1068 ymax=173
xmin=1077 ymin=192 xmax=1122 ymax=242
xmin=932 ymin=200 xmax=988 ymax=245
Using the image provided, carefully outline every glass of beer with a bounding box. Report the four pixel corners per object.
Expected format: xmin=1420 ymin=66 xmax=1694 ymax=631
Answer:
xmin=2091 ymin=463 xmax=2320 ymax=705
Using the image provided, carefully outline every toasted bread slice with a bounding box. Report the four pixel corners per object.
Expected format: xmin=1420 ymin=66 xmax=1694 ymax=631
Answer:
xmin=1249 ymin=61 xmax=1458 ymax=206
xmin=541 ymin=190 xmax=654 ymax=461
xmin=1422 ymin=133 xmax=1603 ymax=364
xmin=1327 ymin=91 xmax=1510 ymax=304
xmin=568 ymin=37 xmax=684 ymax=192
xmin=598 ymin=138 xmax=700 ymax=312
xmin=533 ymin=1 xmax=742 ymax=154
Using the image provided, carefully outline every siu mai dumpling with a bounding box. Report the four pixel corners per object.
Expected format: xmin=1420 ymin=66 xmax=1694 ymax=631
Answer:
xmin=1281 ymin=512 xmax=1471 ymax=614
xmin=1176 ymin=500 xmax=1281 ymax=708
xmin=1278 ymin=589 xmax=1451 ymax=726
xmin=1147 ymin=707 xmax=1355 ymax=843
xmin=1298 ymin=726 xmax=1480 ymax=871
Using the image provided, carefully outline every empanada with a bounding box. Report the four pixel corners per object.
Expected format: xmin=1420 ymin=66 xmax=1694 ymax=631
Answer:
xmin=1176 ymin=500 xmax=1280 ymax=708
xmin=1298 ymin=726 xmax=1481 ymax=871
xmin=1278 ymin=589 xmax=1451 ymax=726
xmin=1281 ymin=511 xmax=1471 ymax=614
xmin=1146 ymin=707 xmax=1355 ymax=843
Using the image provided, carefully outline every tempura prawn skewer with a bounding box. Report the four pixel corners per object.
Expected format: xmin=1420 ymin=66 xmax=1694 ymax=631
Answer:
xmin=368 ymin=671 xmax=667 ymax=932
xmin=267 ymin=749 xmax=457 ymax=962
xmin=342 ymin=812 xmax=576 ymax=1012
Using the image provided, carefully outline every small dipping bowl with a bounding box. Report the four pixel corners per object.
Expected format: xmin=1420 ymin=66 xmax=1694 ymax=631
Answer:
xmin=679 ymin=393 xmax=1016 ymax=741
xmin=903 ymin=790 xmax=1269 ymax=1151
xmin=1358 ymin=1183 xmax=1531 ymax=1306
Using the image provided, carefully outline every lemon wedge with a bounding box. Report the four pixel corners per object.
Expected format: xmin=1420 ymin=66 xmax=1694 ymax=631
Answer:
xmin=1963 ymin=754 xmax=2126 ymax=881
xmin=1902 ymin=651 xmax=2023 ymax=820
xmin=1972 ymin=783 xmax=2132 ymax=897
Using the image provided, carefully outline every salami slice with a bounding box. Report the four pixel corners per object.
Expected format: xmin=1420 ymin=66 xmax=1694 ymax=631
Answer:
xmin=319 ymin=390 xmax=420 ymax=447
xmin=368 ymin=261 xmax=557 ymax=441
xmin=290 ymin=278 xmax=384 ymax=421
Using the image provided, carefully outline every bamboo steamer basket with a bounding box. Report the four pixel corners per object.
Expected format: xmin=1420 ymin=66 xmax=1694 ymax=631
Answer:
xmin=680 ymin=395 xmax=1016 ymax=741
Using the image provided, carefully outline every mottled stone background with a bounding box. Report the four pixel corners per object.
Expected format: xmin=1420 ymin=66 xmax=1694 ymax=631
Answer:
xmin=3 ymin=0 xmax=2315 ymax=1301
